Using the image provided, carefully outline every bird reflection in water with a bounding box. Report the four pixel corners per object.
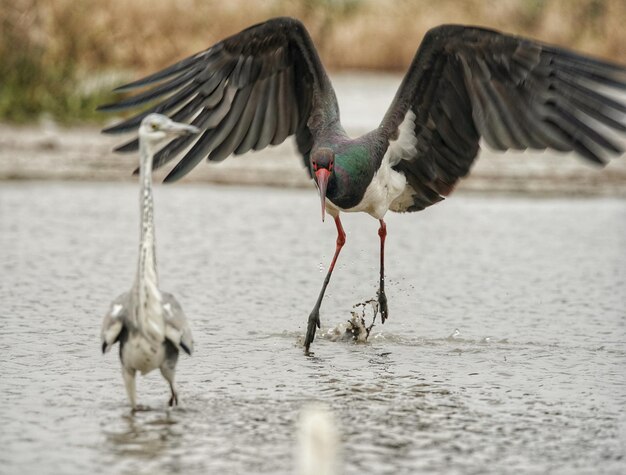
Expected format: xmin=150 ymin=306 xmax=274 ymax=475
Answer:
xmin=104 ymin=411 xmax=181 ymax=461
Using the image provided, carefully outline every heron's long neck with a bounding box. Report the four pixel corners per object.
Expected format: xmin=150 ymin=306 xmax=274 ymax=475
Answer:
xmin=133 ymin=140 xmax=164 ymax=340
xmin=136 ymin=141 xmax=159 ymax=287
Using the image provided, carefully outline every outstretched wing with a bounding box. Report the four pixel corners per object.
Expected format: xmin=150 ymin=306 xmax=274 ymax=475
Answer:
xmin=162 ymin=292 xmax=194 ymax=355
xmin=379 ymin=25 xmax=626 ymax=212
xmin=99 ymin=17 xmax=339 ymax=182
xmin=101 ymin=292 xmax=130 ymax=353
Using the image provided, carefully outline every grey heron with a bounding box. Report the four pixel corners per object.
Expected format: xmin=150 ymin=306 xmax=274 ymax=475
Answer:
xmin=101 ymin=114 xmax=199 ymax=410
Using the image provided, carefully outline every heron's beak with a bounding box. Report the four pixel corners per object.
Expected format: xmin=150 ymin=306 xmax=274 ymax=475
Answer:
xmin=315 ymin=168 xmax=331 ymax=222
xmin=168 ymin=122 xmax=200 ymax=136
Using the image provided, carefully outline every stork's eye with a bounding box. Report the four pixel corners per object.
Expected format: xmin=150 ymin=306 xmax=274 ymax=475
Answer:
xmin=151 ymin=123 xmax=159 ymax=130
xmin=312 ymin=160 xmax=317 ymax=170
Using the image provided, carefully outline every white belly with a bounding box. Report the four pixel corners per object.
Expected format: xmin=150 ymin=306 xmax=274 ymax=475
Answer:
xmin=329 ymin=161 xmax=407 ymax=220
xmin=122 ymin=333 xmax=166 ymax=375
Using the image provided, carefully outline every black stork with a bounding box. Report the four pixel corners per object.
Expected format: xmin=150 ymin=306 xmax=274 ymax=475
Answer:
xmin=99 ymin=17 xmax=626 ymax=354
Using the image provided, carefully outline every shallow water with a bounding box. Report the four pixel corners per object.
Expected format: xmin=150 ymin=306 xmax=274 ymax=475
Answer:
xmin=1 ymin=181 xmax=625 ymax=474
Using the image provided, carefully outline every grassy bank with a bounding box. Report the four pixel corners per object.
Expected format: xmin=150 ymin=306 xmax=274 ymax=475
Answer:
xmin=1 ymin=0 xmax=625 ymax=123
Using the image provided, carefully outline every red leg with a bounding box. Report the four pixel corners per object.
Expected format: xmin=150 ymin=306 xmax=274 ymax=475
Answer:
xmin=378 ymin=219 xmax=389 ymax=323
xmin=328 ymin=216 xmax=346 ymax=273
xmin=304 ymin=215 xmax=346 ymax=354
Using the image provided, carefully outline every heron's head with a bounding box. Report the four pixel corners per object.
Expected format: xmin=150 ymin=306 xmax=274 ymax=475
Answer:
xmin=310 ymin=148 xmax=335 ymax=221
xmin=139 ymin=113 xmax=199 ymax=146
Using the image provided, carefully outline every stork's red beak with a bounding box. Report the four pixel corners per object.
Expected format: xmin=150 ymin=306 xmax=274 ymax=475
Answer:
xmin=315 ymin=168 xmax=331 ymax=222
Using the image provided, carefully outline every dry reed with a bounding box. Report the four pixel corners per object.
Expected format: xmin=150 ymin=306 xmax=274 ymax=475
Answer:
xmin=1 ymin=0 xmax=624 ymax=122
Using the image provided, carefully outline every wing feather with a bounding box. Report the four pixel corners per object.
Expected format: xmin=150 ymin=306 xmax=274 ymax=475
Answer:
xmin=100 ymin=292 xmax=130 ymax=353
xmin=272 ymin=67 xmax=293 ymax=145
xmin=103 ymin=81 xmax=203 ymax=135
xmin=162 ymin=292 xmax=193 ymax=355
xmin=379 ymin=25 xmax=626 ymax=213
xmin=210 ymin=82 xmax=263 ymax=160
xmin=100 ymin=17 xmax=339 ymax=181
xmin=254 ymin=73 xmax=279 ymax=150
xmin=235 ymin=77 xmax=271 ymax=155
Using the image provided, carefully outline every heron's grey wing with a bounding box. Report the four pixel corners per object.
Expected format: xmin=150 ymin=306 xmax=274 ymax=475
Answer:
xmin=378 ymin=24 xmax=626 ymax=212
xmin=99 ymin=17 xmax=338 ymax=182
xmin=101 ymin=292 xmax=130 ymax=353
xmin=162 ymin=292 xmax=193 ymax=355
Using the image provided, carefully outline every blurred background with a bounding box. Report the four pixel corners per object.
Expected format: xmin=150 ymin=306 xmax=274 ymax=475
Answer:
xmin=2 ymin=0 xmax=625 ymax=123
xmin=0 ymin=0 xmax=625 ymax=190
xmin=0 ymin=0 xmax=624 ymax=190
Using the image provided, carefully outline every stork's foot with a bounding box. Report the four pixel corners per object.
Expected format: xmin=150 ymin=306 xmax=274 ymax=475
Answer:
xmin=378 ymin=289 xmax=388 ymax=323
xmin=304 ymin=308 xmax=321 ymax=355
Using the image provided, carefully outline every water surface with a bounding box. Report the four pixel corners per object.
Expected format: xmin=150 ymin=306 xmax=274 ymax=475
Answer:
xmin=1 ymin=182 xmax=625 ymax=474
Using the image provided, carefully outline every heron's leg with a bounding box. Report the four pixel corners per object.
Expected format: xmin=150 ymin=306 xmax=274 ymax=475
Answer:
xmin=160 ymin=355 xmax=178 ymax=407
xmin=377 ymin=219 xmax=389 ymax=323
xmin=305 ymin=215 xmax=346 ymax=354
xmin=122 ymin=367 xmax=137 ymax=410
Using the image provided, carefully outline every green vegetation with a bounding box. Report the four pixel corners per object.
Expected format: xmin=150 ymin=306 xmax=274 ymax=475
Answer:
xmin=0 ymin=50 xmax=115 ymax=124
xmin=1 ymin=0 xmax=624 ymax=124
xmin=0 ymin=1 xmax=119 ymax=123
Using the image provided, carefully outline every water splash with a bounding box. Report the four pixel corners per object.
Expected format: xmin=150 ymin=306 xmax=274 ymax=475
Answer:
xmin=324 ymin=299 xmax=380 ymax=343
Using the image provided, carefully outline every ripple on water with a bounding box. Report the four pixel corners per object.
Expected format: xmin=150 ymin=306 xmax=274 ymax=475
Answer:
xmin=1 ymin=183 xmax=625 ymax=474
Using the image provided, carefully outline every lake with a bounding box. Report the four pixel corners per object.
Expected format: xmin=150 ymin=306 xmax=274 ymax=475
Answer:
xmin=1 ymin=181 xmax=625 ymax=474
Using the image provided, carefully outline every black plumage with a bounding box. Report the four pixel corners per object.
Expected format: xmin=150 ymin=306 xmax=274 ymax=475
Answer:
xmin=100 ymin=17 xmax=626 ymax=353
